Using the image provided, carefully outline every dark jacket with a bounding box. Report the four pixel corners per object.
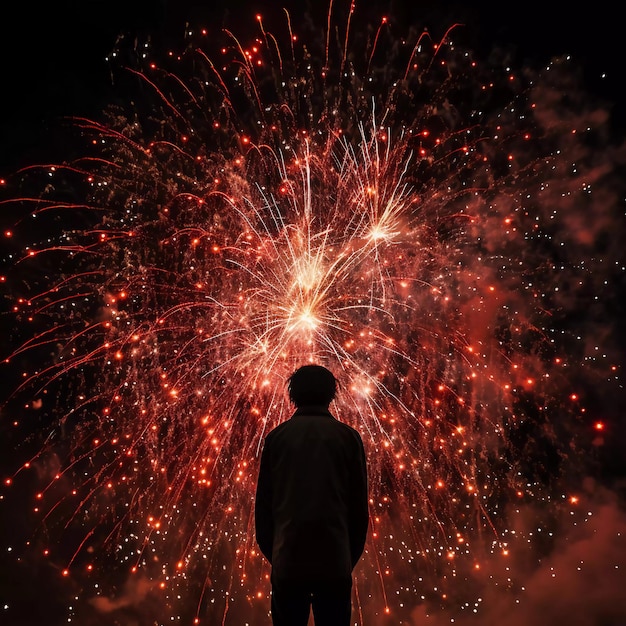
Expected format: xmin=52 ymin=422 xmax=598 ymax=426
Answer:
xmin=255 ymin=406 xmax=368 ymax=585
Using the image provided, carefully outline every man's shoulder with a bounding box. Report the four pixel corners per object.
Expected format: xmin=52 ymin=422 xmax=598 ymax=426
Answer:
xmin=264 ymin=419 xmax=290 ymax=442
xmin=265 ymin=410 xmax=363 ymax=441
xmin=332 ymin=416 xmax=363 ymax=440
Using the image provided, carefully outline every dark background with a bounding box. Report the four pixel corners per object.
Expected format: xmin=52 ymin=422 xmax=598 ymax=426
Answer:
xmin=0 ymin=0 xmax=623 ymax=175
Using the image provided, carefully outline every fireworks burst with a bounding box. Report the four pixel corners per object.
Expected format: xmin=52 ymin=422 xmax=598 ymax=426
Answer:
xmin=1 ymin=5 xmax=624 ymax=625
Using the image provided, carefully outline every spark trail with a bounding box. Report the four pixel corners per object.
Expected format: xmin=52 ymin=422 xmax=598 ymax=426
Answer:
xmin=1 ymin=6 xmax=624 ymax=625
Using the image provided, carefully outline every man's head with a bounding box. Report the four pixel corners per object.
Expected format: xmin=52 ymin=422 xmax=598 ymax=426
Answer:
xmin=288 ymin=364 xmax=337 ymax=408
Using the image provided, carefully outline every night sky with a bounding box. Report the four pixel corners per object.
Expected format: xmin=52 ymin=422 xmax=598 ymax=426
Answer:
xmin=0 ymin=0 xmax=624 ymax=172
xmin=1 ymin=1 xmax=625 ymax=625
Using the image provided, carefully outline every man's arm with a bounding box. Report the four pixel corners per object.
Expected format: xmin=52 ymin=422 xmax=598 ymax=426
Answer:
xmin=348 ymin=433 xmax=369 ymax=567
xmin=254 ymin=439 xmax=274 ymax=563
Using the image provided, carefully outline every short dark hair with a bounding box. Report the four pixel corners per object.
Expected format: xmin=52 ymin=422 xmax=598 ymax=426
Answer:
xmin=288 ymin=365 xmax=337 ymax=407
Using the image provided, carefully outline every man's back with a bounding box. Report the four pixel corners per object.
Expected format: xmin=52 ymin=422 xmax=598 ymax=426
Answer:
xmin=256 ymin=407 xmax=368 ymax=584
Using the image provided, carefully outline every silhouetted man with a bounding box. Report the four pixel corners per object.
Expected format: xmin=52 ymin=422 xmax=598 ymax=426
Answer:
xmin=255 ymin=365 xmax=369 ymax=626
